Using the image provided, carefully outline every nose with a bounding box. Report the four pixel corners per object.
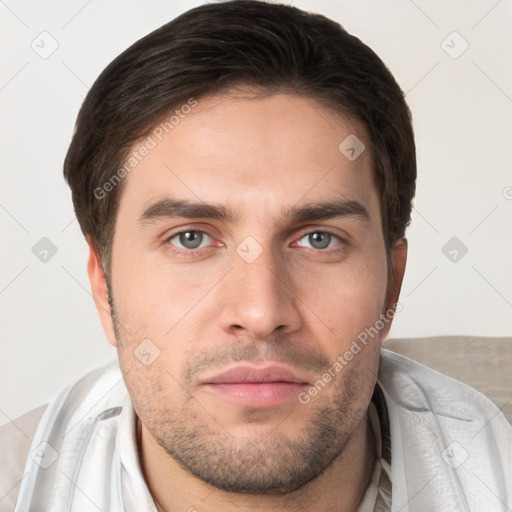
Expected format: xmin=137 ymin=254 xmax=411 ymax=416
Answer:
xmin=218 ymin=241 xmax=302 ymax=339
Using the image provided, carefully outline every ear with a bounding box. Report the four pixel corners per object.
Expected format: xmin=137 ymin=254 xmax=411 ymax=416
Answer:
xmin=86 ymin=238 xmax=117 ymax=347
xmin=380 ymin=237 xmax=408 ymax=341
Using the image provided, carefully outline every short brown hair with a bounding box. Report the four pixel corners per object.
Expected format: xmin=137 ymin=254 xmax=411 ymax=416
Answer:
xmin=63 ymin=0 xmax=416 ymax=280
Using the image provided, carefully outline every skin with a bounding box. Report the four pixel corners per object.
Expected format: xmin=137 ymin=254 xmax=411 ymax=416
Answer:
xmin=87 ymin=91 xmax=407 ymax=512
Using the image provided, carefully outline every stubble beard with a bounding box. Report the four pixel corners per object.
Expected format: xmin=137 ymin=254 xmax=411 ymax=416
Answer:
xmin=109 ymin=291 xmax=377 ymax=495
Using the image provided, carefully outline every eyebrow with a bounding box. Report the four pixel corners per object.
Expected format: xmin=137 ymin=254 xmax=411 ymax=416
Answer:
xmin=138 ymin=197 xmax=370 ymax=226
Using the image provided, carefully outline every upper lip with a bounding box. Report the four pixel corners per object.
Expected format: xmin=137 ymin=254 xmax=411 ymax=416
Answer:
xmin=200 ymin=364 xmax=310 ymax=385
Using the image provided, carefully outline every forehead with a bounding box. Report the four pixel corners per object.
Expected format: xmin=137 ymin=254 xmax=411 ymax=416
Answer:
xmin=118 ymin=92 xmax=379 ymax=224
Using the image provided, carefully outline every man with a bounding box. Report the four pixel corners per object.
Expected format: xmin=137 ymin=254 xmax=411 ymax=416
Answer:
xmin=2 ymin=1 xmax=511 ymax=511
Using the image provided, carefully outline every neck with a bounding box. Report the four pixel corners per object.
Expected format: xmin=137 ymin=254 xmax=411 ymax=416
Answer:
xmin=138 ymin=409 xmax=376 ymax=512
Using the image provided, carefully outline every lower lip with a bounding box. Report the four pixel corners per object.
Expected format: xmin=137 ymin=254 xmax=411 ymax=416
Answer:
xmin=204 ymin=382 xmax=308 ymax=408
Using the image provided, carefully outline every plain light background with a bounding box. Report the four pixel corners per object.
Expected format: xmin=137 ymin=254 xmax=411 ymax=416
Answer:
xmin=1 ymin=0 xmax=511 ymax=425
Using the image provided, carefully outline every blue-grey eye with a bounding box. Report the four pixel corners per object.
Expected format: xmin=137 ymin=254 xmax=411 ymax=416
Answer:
xmin=170 ymin=230 xmax=211 ymax=250
xmin=298 ymin=232 xmax=340 ymax=250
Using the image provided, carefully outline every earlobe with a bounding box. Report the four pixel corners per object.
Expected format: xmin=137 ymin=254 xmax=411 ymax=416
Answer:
xmin=86 ymin=238 xmax=118 ymax=347
xmin=381 ymin=238 xmax=408 ymax=340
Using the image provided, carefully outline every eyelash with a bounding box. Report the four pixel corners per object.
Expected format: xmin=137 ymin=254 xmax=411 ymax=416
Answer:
xmin=164 ymin=228 xmax=347 ymax=257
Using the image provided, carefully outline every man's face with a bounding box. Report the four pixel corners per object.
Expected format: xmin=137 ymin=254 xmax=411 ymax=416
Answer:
xmin=105 ymin=92 xmax=392 ymax=493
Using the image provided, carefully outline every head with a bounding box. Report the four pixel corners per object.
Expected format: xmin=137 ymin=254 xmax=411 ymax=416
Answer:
xmin=64 ymin=0 xmax=415 ymax=495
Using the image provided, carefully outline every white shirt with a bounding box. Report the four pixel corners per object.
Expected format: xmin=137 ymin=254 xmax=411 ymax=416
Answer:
xmin=12 ymin=349 xmax=512 ymax=511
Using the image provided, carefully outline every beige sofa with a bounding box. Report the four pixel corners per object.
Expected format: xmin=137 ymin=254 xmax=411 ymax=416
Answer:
xmin=383 ymin=336 xmax=512 ymax=424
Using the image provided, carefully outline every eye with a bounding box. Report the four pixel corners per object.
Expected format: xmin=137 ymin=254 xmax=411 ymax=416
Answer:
xmin=164 ymin=228 xmax=345 ymax=256
xmin=167 ymin=230 xmax=213 ymax=251
xmin=295 ymin=230 xmax=343 ymax=250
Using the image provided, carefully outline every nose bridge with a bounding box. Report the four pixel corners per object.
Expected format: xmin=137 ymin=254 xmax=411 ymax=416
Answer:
xmin=219 ymin=235 xmax=302 ymax=337
xmin=237 ymin=237 xmax=283 ymax=295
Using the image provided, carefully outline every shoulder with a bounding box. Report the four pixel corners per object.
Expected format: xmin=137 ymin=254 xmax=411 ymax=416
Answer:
xmin=383 ymin=336 xmax=512 ymax=424
xmin=0 ymin=359 xmax=123 ymax=512
xmin=379 ymin=348 xmax=512 ymax=509
xmin=379 ymin=347 xmax=511 ymax=427
xmin=0 ymin=404 xmax=48 ymax=512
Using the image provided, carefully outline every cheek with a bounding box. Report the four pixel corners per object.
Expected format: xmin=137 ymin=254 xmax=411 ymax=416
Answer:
xmin=109 ymin=259 xmax=196 ymax=391
xmin=343 ymin=260 xmax=387 ymax=323
xmin=111 ymin=255 xmax=189 ymax=337
xmin=121 ymin=357 xmax=187 ymax=429
xmin=294 ymin=254 xmax=387 ymax=340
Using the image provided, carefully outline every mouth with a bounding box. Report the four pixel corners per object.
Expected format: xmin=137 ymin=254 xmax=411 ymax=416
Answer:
xmin=199 ymin=365 xmax=310 ymax=409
